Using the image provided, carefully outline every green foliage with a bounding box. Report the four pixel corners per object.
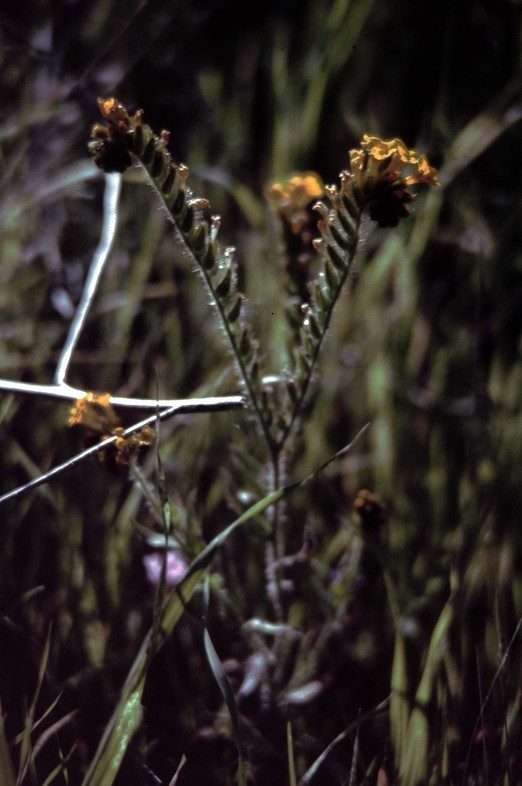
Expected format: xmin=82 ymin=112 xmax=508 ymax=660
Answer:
xmin=1 ymin=1 xmax=522 ymax=784
xmin=204 ymin=628 xmax=249 ymax=786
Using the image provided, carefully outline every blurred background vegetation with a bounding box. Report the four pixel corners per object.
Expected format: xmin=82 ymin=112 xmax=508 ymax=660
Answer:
xmin=1 ymin=0 xmax=522 ymax=783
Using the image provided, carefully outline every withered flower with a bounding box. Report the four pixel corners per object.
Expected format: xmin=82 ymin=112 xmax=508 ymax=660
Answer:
xmin=87 ymin=98 xmax=137 ymax=173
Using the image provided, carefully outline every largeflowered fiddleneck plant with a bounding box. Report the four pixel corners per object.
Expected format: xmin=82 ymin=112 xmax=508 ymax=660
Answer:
xmin=87 ymin=98 xmax=440 ymax=459
xmin=265 ymin=135 xmax=440 ymax=450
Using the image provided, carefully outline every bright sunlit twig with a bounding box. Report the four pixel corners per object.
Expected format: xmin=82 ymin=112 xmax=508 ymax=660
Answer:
xmin=0 ymin=395 xmax=245 ymax=506
xmin=0 ymin=378 xmax=243 ymax=411
xmin=54 ymin=171 xmax=122 ymax=385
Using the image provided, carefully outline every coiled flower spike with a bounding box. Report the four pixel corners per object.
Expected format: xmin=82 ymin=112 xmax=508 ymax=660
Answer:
xmin=340 ymin=135 xmax=440 ymax=227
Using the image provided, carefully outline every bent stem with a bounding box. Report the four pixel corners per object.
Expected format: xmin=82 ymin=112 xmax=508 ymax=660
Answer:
xmin=282 ymin=211 xmax=363 ymax=451
xmin=264 ymin=199 xmax=364 ymax=619
xmin=88 ymin=100 xmax=274 ymax=452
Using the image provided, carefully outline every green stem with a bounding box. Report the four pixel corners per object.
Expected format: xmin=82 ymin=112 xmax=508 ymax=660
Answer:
xmin=137 ymin=162 xmax=276 ymax=457
xmin=279 ymin=212 xmax=362 ymax=451
xmin=265 ymin=448 xmax=284 ymax=621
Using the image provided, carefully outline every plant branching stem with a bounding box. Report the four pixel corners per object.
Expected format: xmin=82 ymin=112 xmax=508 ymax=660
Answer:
xmin=280 ymin=215 xmax=362 ymax=452
xmin=265 ymin=450 xmax=284 ymax=621
xmin=144 ymin=171 xmax=276 ymax=455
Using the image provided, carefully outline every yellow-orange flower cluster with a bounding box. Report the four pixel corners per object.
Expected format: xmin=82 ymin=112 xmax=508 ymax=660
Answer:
xmin=266 ymin=172 xmax=325 ymax=234
xmin=341 ymin=135 xmax=440 ymax=227
xmin=68 ymin=392 xmax=120 ymax=433
xmin=97 ymin=97 xmax=132 ymax=128
xmin=68 ymin=392 xmax=154 ymax=467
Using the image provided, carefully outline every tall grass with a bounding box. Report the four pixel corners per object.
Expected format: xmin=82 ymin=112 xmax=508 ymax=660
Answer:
xmin=1 ymin=2 xmax=521 ymax=784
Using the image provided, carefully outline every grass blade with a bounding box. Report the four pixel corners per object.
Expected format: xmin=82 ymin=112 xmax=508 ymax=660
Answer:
xmin=298 ymin=698 xmax=389 ymax=786
xmin=389 ymin=630 xmax=409 ymax=769
xmin=167 ymin=754 xmax=187 ymax=786
xmin=81 ymin=688 xmax=143 ymax=786
xmin=204 ymin=628 xmax=248 ymax=785
xmin=17 ymin=625 xmax=53 ymax=784
xmin=401 ymin=596 xmax=454 ymax=786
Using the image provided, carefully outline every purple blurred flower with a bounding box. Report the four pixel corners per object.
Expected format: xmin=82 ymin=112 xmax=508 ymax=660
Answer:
xmin=143 ymin=550 xmax=188 ymax=588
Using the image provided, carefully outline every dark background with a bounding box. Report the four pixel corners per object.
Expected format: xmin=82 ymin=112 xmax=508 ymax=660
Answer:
xmin=1 ymin=1 xmax=521 ymax=783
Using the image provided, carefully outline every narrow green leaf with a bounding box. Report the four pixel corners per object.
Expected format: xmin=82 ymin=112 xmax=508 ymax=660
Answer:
xmin=227 ymin=296 xmax=242 ymax=323
xmin=301 ymin=329 xmax=315 ymax=357
xmin=201 ymin=240 xmax=217 ymax=270
xmin=190 ymin=222 xmax=208 ymax=256
xmin=239 ymin=329 xmax=253 ymax=363
xmin=336 ymin=209 xmax=355 ymax=239
xmin=42 ymin=762 xmax=69 ymax=786
xmin=384 ymin=561 xmax=410 ymax=770
xmin=167 ymin=754 xmax=187 ymax=786
xmin=324 ymin=258 xmax=339 ymax=291
xmin=180 ymin=205 xmax=194 ymax=233
xmin=416 ymin=598 xmax=454 ymax=706
xmin=40 ymin=741 xmax=75 ymax=786
xmin=298 ymin=697 xmax=389 ymax=786
xmin=18 ymin=625 xmax=53 ymax=779
xmin=215 ymin=266 xmax=232 ymax=298
xmin=160 ymin=164 xmax=176 ymax=198
xmin=41 ymin=762 xmax=66 ymax=786
xmin=299 ymin=727 xmax=350 ymax=785
xmin=390 ymin=631 xmax=409 ymax=768
xmin=342 ymin=193 xmax=359 ymax=220
xmin=204 ymin=629 xmax=247 ymax=785
xmin=298 ymin=352 xmax=311 ymax=376
xmin=400 ymin=597 xmax=454 ymax=786
xmin=401 ymin=707 xmax=429 ymax=786
xmin=81 ymin=687 xmax=144 ymax=786
xmin=14 ymin=692 xmax=64 ymax=744
xmin=312 ymin=282 xmax=326 ymax=311
xmin=308 ymin=311 xmax=322 ymax=341
xmin=326 ymin=242 xmax=345 ymax=271
xmin=329 ymin=222 xmax=350 ymax=249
